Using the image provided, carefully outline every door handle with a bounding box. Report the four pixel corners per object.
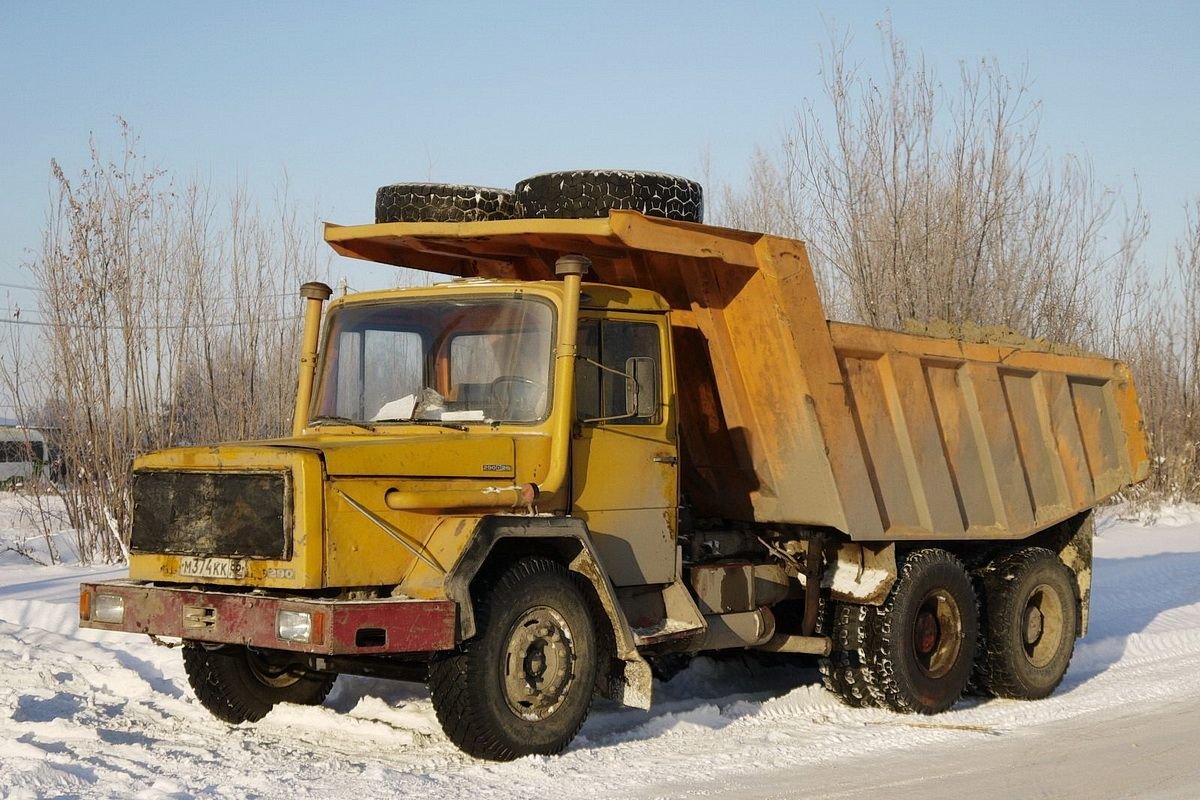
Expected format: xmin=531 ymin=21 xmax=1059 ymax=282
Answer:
xmin=652 ymin=455 xmax=679 ymax=465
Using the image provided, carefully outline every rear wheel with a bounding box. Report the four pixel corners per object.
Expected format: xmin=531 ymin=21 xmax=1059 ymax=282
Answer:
xmin=182 ymin=643 xmax=336 ymax=723
xmin=862 ymin=549 xmax=978 ymax=714
xmin=817 ymin=600 xmax=878 ymax=708
xmin=975 ymin=548 xmax=1077 ymax=699
xmin=429 ymin=557 xmax=598 ymax=761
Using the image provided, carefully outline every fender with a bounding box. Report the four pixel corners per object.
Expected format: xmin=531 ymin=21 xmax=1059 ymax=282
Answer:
xmin=444 ymin=514 xmax=653 ymax=709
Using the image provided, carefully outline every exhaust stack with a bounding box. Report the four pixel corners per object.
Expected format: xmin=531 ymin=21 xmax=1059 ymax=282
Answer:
xmin=293 ymin=281 xmax=333 ymax=436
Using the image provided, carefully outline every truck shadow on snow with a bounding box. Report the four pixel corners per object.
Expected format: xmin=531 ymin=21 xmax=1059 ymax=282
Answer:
xmin=577 ymin=653 xmax=822 ymax=749
xmin=318 ymin=654 xmax=822 ymax=753
xmin=1058 ymin=549 xmax=1200 ymax=692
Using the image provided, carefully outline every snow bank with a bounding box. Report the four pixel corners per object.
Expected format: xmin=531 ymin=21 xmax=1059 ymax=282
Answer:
xmin=1 ymin=497 xmax=1198 ymax=798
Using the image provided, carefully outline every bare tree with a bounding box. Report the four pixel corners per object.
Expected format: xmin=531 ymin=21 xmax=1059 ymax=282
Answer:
xmin=719 ymin=21 xmax=1144 ymax=346
xmin=30 ymin=121 xmax=328 ymax=562
xmin=1135 ymin=199 xmax=1200 ymax=502
xmin=717 ymin=21 xmax=1196 ymax=503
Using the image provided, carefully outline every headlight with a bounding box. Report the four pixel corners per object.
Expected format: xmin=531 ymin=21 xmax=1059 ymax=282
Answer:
xmin=94 ymin=594 xmax=126 ymax=624
xmin=277 ymin=609 xmax=321 ymax=643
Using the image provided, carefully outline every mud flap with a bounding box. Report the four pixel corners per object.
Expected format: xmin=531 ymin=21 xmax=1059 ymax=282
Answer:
xmin=821 ymin=541 xmax=897 ymax=605
xmin=1052 ymin=510 xmax=1095 ymax=636
xmin=567 ymin=548 xmax=653 ymax=710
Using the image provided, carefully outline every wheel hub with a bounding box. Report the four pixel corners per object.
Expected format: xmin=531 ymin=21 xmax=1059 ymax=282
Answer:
xmin=915 ymin=610 xmax=940 ymax=654
xmin=1022 ymin=584 xmax=1065 ymax=668
xmin=503 ymin=607 xmax=576 ymax=721
xmin=1023 ymin=605 xmax=1045 ymax=646
xmin=245 ymin=650 xmax=302 ymax=689
xmin=911 ymin=590 xmax=963 ymax=679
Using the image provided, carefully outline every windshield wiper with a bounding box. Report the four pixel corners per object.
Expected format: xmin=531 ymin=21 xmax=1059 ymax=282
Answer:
xmin=404 ymin=419 xmax=470 ymax=432
xmin=369 ymin=417 xmax=471 ymax=432
xmin=309 ymin=416 xmax=376 ymax=432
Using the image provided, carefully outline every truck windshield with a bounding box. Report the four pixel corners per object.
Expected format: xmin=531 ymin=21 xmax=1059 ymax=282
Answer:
xmin=312 ymin=296 xmax=555 ymax=425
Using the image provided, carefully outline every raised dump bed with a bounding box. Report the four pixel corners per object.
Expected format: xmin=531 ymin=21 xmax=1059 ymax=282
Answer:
xmin=325 ymin=210 xmax=1148 ymax=542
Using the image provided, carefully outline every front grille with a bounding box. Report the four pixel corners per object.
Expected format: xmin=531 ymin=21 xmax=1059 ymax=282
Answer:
xmin=131 ymin=471 xmax=291 ymax=559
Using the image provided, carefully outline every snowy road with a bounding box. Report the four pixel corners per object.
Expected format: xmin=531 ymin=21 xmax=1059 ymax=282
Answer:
xmin=2 ymin=499 xmax=1199 ymax=799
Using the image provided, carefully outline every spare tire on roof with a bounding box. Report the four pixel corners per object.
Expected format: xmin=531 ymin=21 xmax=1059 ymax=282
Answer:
xmin=374 ymin=183 xmax=518 ymax=224
xmin=515 ymin=170 xmax=703 ymax=223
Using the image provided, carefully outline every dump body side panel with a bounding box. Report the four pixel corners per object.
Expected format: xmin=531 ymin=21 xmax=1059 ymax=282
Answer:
xmin=827 ymin=322 xmax=1148 ymax=540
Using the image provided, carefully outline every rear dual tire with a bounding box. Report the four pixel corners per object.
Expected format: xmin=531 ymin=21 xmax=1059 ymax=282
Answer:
xmin=975 ymin=548 xmax=1078 ymax=700
xmin=821 ymin=548 xmax=978 ymax=714
xmin=820 ymin=546 xmax=1078 ymax=712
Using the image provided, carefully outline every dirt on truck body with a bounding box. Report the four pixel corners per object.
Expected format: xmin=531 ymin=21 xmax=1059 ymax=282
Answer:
xmin=80 ymin=171 xmax=1148 ymax=761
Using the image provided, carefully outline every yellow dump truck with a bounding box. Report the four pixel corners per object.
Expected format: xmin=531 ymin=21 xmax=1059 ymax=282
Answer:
xmin=80 ymin=171 xmax=1148 ymax=761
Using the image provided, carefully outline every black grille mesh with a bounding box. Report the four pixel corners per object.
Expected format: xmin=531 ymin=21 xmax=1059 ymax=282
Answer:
xmin=131 ymin=471 xmax=290 ymax=559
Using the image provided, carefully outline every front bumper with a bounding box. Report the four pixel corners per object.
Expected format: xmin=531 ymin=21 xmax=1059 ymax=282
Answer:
xmin=79 ymin=581 xmax=457 ymax=655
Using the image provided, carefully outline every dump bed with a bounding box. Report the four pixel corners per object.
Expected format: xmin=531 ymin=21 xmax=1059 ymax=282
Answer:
xmin=325 ymin=211 xmax=1148 ymax=541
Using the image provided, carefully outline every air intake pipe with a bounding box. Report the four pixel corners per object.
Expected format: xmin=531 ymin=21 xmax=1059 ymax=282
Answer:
xmin=293 ymin=282 xmax=332 ymax=436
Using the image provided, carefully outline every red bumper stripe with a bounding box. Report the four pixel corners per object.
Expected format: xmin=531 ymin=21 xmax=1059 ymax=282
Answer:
xmin=79 ymin=581 xmax=457 ymax=655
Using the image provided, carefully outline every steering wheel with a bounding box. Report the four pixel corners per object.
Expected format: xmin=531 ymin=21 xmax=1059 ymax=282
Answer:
xmin=489 ymin=375 xmax=546 ymax=420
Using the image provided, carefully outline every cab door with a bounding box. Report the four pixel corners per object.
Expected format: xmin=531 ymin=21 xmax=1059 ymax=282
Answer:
xmin=571 ymin=313 xmax=678 ymax=586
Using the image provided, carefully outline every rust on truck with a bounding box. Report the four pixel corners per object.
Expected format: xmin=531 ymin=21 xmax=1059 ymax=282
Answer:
xmin=326 ymin=211 xmax=1148 ymax=541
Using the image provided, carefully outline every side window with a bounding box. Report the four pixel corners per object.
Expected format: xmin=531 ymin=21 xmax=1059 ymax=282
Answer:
xmin=575 ymin=318 xmax=662 ymax=425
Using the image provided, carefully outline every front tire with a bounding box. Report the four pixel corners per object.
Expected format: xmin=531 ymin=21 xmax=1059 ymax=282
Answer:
xmin=182 ymin=643 xmax=336 ymax=723
xmin=429 ymin=557 xmax=598 ymax=761
xmin=975 ymin=548 xmax=1078 ymax=699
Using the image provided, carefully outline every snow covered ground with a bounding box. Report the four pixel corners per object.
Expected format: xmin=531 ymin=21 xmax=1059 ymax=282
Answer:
xmin=3 ymin=492 xmax=1200 ymax=799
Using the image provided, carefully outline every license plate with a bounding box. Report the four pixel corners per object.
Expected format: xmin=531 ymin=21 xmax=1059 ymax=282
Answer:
xmin=179 ymin=556 xmax=247 ymax=580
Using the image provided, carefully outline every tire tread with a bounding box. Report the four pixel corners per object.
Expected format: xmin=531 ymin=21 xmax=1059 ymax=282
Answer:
xmin=429 ymin=557 xmax=596 ymax=761
xmin=975 ymin=547 xmax=1077 ymax=700
xmin=861 ymin=548 xmax=978 ymax=715
xmin=515 ymin=170 xmax=703 ymax=223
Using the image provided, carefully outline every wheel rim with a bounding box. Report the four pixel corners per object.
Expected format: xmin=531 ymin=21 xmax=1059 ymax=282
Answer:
xmin=1021 ymin=583 xmax=1065 ymax=668
xmin=911 ymin=589 xmax=963 ymax=679
xmin=501 ymin=605 xmax=576 ymax=721
xmin=246 ymin=650 xmax=302 ymax=688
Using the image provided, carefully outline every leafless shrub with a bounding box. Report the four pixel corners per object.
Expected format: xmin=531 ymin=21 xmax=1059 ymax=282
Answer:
xmin=1128 ymin=200 xmax=1200 ymax=503
xmin=0 ymin=307 xmax=63 ymax=561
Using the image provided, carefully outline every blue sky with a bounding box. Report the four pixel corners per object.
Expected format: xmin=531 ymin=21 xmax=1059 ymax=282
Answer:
xmin=2 ymin=1 xmax=1198 ymax=307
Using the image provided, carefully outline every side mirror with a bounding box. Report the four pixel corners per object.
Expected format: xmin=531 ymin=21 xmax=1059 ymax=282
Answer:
xmin=625 ymin=357 xmax=658 ymax=419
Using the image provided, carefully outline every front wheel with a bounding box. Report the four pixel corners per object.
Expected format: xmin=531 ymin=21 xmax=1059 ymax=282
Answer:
xmin=182 ymin=643 xmax=336 ymax=723
xmin=429 ymin=557 xmax=598 ymax=761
